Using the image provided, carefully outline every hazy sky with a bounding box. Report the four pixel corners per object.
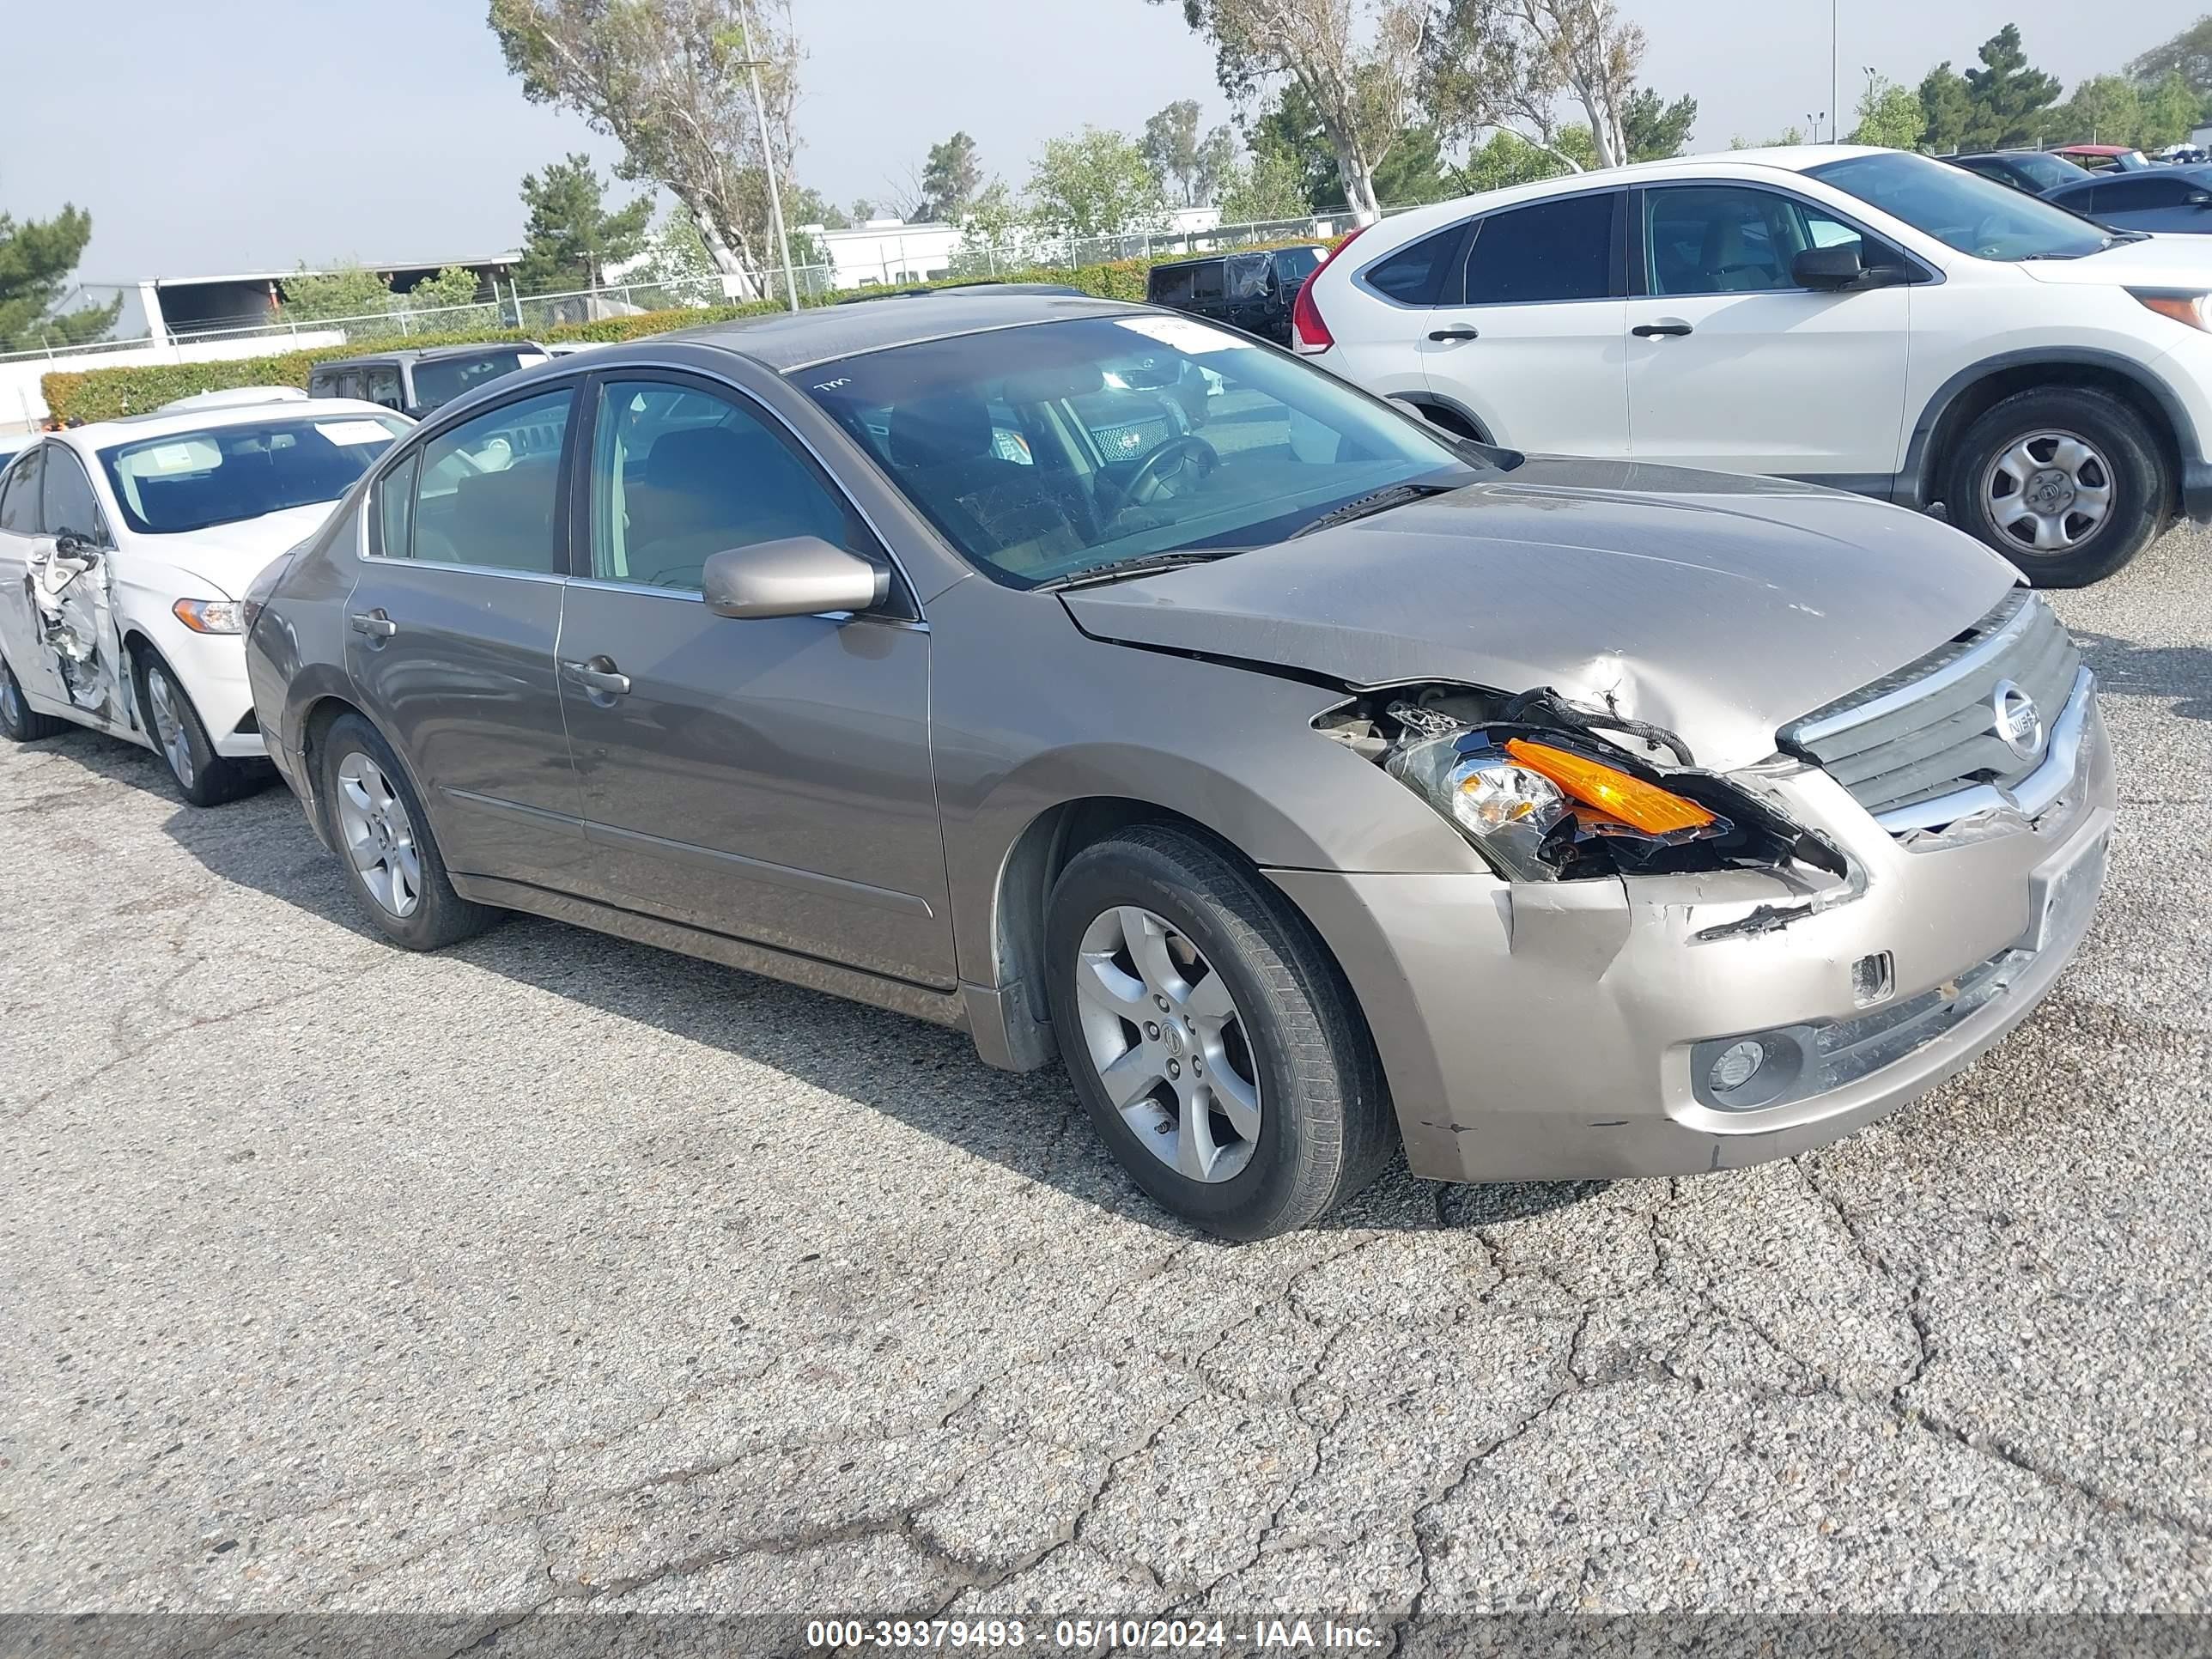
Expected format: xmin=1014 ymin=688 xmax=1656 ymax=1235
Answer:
xmin=9 ymin=0 xmax=2193 ymax=289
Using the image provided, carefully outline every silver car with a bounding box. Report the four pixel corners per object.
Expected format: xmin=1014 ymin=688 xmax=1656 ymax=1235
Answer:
xmin=243 ymin=296 xmax=2113 ymax=1238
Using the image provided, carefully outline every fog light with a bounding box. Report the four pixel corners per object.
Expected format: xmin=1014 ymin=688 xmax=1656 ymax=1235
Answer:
xmin=1710 ymin=1039 xmax=1766 ymax=1094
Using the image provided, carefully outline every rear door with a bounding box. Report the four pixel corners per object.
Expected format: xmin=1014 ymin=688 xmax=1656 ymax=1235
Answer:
xmin=1624 ymin=182 xmax=1911 ymax=483
xmin=1414 ymin=190 xmax=1632 ymax=456
xmin=553 ymin=369 xmax=953 ymax=989
xmin=344 ymin=383 xmax=589 ymax=889
xmin=0 ymin=445 xmax=63 ymax=702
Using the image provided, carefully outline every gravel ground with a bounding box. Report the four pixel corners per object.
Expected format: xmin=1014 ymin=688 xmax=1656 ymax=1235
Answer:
xmin=2 ymin=522 xmax=2209 ymax=1643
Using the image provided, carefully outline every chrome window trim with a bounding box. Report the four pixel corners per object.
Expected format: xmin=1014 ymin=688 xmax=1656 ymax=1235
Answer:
xmin=1784 ymin=591 xmax=2043 ymax=747
xmin=1873 ymin=667 xmax=2097 ymax=833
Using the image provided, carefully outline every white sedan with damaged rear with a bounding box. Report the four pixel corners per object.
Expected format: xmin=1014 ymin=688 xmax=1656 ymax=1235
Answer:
xmin=0 ymin=401 xmax=410 ymax=804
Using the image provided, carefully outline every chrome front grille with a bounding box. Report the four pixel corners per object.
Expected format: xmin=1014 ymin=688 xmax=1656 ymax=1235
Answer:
xmin=1781 ymin=590 xmax=2084 ymax=827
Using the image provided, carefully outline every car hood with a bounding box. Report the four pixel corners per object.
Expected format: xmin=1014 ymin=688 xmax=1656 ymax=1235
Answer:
xmin=1059 ymin=461 xmax=2020 ymax=773
xmin=150 ymin=503 xmax=339 ymax=599
xmin=2014 ymin=234 xmax=2212 ymax=287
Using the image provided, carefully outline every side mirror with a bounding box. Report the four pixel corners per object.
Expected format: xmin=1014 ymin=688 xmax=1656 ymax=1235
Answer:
xmin=1792 ymin=243 xmax=1867 ymax=289
xmin=702 ymin=536 xmax=889 ymax=620
xmin=2190 ymin=190 xmax=2212 ymax=208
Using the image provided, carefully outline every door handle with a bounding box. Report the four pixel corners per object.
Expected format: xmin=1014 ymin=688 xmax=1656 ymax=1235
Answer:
xmin=561 ymin=656 xmax=632 ymax=698
xmin=1426 ymin=326 xmax=1480 ymax=342
xmin=1632 ymin=323 xmax=1695 ymax=338
xmin=349 ymin=609 xmax=397 ymax=639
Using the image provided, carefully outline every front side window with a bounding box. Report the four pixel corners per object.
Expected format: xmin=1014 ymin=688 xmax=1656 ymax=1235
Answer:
xmin=364 ymin=367 xmax=404 ymax=410
xmin=98 ymin=415 xmax=408 ymax=536
xmin=586 ymin=380 xmax=855 ymax=592
xmin=42 ymin=449 xmax=104 ymax=542
xmin=406 ymin=388 xmax=572 ymax=572
xmin=1462 ymin=192 xmax=1619 ymax=305
xmin=0 ymin=446 xmax=43 ymax=535
xmin=799 ymin=314 xmax=1481 ymax=587
xmin=410 ymin=349 xmax=551 ymax=414
xmin=1808 ymin=150 xmax=2112 ymax=260
xmin=1644 ymin=186 xmax=1905 ymax=295
xmin=1272 ymin=246 xmax=1323 ymax=291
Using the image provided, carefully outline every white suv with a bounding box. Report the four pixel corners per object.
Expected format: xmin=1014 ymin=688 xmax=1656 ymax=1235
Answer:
xmin=1295 ymin=144 xmax=2212 ymax=584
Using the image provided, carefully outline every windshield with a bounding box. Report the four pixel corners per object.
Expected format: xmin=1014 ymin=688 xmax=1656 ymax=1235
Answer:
xmin=1808 ymin=151 xmax=2112 ymax=260
xmin=797 ymin=315 xmax=1480 ymax=586
xmin=410 ymin=349 xmax=549 ymax=412
xmin=99 ymin=414 xmax=409 ymax=535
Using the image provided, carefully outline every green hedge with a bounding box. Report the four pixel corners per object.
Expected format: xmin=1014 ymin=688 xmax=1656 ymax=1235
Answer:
xmin=41 ymin=243 xmax=1322 ymax=424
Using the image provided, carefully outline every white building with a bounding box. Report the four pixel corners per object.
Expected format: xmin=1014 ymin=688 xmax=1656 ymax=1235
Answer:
xmin=807 ymin=219 xmax=964 ymax=291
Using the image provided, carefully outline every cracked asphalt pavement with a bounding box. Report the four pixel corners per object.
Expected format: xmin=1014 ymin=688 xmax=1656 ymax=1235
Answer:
xmin=3 ymin=523 xmax=2210 ymax=1641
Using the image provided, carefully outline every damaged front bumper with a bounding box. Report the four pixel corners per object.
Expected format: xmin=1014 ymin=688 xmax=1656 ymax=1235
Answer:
xmin=1270 ymin=698 xmax=2116 ymax=1184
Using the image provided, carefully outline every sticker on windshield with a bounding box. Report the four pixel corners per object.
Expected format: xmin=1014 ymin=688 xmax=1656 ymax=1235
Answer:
xmin=1115 ymin=315 xmax=1254 ymax=352
xmin=315 ymin=420 xmax=395 ymax=446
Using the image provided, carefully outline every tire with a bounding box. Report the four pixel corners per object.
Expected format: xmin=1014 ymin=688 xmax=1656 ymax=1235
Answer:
xmin=316 ymin=710 xmax=499 ymax=951
xmin=133 ymin=649 xmax=263 ymax=807
xmin=0 ymin=653 xmax=68 ymax=742
xmin=1944 ymin=386 xmax=2169 ymax=586
xmin=1042 ymin=823 xmax=1394 ymax=1240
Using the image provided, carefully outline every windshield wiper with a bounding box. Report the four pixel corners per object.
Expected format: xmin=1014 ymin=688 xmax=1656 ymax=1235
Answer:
xmin=1287 ymin=481 xmax=1462 ymax=540
xmin=1036 ymin=550 xmax=1235 ymax=591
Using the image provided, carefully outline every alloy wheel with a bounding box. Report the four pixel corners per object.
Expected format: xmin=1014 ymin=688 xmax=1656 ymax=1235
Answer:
xmin=1073 ymin=904 xmax=1262 ymax=1184
xmin=1983 ymin=428 xmax=2115 ymax=555
xmin=145 ymin=665 xmax=196 ymax=789
xmin=334 ymin=750 xmax=422 ymax=919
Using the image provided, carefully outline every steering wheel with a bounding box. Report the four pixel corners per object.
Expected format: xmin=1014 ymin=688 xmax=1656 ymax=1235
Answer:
xmin=1111 ymin=435 xmax=1219 ymax=514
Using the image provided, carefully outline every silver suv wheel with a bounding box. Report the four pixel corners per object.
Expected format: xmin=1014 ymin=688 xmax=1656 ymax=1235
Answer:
xmin=1073 ymin=904 xmax=1261 ymax=1184
xmin=1982 ymin=428 xmax=2114 ymax=555
xmin=335 ymin=750 xmax=422 ymax=919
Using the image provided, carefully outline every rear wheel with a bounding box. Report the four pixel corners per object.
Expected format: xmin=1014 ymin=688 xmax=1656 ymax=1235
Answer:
xmin=1945 ymin=387 xmax=2168 ymax=586
xmin=1043 ymin=824 xmax=1394 ymax=1240
xmin=0 ymin=653 xmax=68 ymax=742
xmin=317 ymin=711 xmax=497 ymax=951
xmin=134 ymin=651 xmax=261 ymax=806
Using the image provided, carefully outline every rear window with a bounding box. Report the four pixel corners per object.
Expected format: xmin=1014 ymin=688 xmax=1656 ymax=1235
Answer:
xmin=99 ymin=415 xmax=409 ymax=535
xmin=410 ymin=349 xmax=550 ymax=413
xmin=1360 ymin=225 xmax=1466 ymax=306
xmin=1463 ymin=193 xmax=1618 ymax=305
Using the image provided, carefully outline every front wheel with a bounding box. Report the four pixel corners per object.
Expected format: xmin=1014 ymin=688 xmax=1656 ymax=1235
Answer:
xmin=135 ymin=651 xmax=262 ymax=806
xmin=1042 ymin=824 xmax=1394 ymax=1240
xmin=1945 ymin=387 xmax=2169 ymax=586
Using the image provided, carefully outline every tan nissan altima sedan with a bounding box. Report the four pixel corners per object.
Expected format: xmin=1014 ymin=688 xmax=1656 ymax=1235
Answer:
xmin=240 ymin=295 xmax=2112 ymax=1237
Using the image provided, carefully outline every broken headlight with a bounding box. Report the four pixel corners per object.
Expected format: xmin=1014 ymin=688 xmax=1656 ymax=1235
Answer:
xmin=1320 ymin=687 xmax=1834 ymax=884
xmin=1389 ymin=724 xmax=1732 ymax=881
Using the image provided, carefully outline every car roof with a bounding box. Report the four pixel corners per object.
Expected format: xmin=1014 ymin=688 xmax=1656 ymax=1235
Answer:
xmin=47 ymin=398 xmax=405 ymax=450
xmin=668 ymin=293 xmax=1144 ymax=372
xmin=1343 ymin=144 xmax=1912 ymax=250
xmin=313 ymin=342 xmax=548 ymax=370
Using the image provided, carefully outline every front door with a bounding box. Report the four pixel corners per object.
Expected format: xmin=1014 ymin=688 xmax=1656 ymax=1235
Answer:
xmin=1417 ymin=189 xmax=1632 ymax=457
xmin=1625 ymin=184 xmax=1911 ymax=484
xmin=344 ymin=385 xmax=589 ymax=888
xmin=555 ymin=372 xmax=954 ymax=990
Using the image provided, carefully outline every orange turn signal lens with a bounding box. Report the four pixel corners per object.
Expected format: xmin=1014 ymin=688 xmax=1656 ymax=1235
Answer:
xmin=1503 ymin=738 xmax=1717 ymax=836
xmin=2134 ymin=293 xmax=2211 ymax=332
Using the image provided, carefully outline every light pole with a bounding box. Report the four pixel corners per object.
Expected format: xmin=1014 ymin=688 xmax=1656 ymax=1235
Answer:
xmin=1831 ymin=0 xmax=1838 ymax=147
xmin=737 ymin=0 xmax=800 ymax=313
